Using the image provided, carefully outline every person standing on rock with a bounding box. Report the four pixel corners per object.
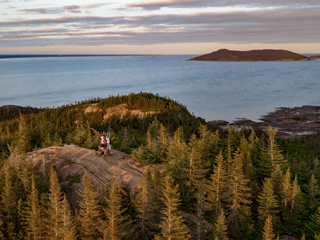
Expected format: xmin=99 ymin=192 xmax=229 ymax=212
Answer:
xmin=100 ymin=133 xmax=104 ymax=147
xmin=103 ymin=134 xmax=107 ymax=149
xmin=107 ymin=133 xmax=115 ymax=153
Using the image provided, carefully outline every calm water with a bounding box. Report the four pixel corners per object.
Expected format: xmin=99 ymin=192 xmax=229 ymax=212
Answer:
xmin=0 ymin=55 xmax=319 ymax=122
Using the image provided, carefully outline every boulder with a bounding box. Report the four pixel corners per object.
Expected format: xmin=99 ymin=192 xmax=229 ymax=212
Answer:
xmin=16 ymin=144 xmax=143 ymax=210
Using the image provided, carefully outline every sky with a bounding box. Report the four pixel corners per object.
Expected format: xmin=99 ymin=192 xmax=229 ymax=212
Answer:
xmin=0 ymin=0 xmax=320 ymax=54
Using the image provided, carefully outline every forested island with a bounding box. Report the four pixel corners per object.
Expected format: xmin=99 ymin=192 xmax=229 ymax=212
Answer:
xmin=189 ymin=49 xmax=311 ymax=61
xmin=0 ymin=92 xmax=320 ymax=240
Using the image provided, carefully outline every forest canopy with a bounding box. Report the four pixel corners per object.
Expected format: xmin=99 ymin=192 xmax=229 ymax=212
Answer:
xmin=0 ymin=92 xmax=319 ymax=240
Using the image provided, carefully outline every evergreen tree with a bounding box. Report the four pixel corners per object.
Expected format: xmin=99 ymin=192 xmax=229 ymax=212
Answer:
xmin=155 ymin=175 xmax=190 ymax=240
xmin=150 ymin=166 xmax=163 ymax=228
xmin=291 ymin=174 xmax=301 ymax=211
xmin=214 ymin=209 xmax=228 ymax=240
xmin=16 ymin=114 xmax=32 ymax=155
xmin=205 ymin=151 xmax=227 ymax=219
xmin=239 ymin=136 xmax=255 ymax=186
xmin=187 ymin=134 xmax=208 ymax=186
xmin=134 ymin=169 xmax=154 ymax=239
xmin=308 ymin=174 xmax=319 ymax=210
xmin=305 ymin=207 xmax=320 ymax=238
xmin=0 ymin=164 xmax=17 ymax=238
xmin=282 ymin=192 xmax=308 ymax=238
xmin=262 ymin=215 xmax=275 ymax=240
xmin=22 ymin=175 xmax=42 ymax=240
xmin=198 ymin=124 xmax=219 ymax=163
xmin=270 ymin=164 xmax=284 ymax=202
xmin=42 ymin=133 xmax=53 ymax=148
xmin=281 ymin=168 xmax=292 ymax=209
xmin=46 ymin=167 xmax=64 ymax=239
xmin=225 ymin=150 xmax=253 ymax=239
xmin=60 ymin=196 xmax=77 ymax=240
xmin=78 ymin=174 xmax=102 ymax=240
xmin=165 ymin=127 xmax=191 ymax=203
xmin=52 ymin=132 xmax=63 ymax=146
xmin=266 ymin=127 xmax=286 ymax=168
xmin=256 ymin=146 xmax=273 ymax=182
xmin=99 ymin=182 xmax=133 ymax=240
xmin=195 ymin=180 xmax=205 ymax=240
xmin=156 ymin=123 xmax=169 ymax=162
xmin=257 ymin=178 xmax=279 ymax=222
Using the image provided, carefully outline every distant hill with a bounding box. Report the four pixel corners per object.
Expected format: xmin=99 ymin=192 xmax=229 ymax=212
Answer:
xmin=0 ymin=105 xmax=41 ymax=121
xmin=189 ymin=49 xmax=310 ymax=61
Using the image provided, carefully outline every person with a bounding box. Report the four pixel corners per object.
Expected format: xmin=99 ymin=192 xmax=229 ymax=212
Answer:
xmin=109 ymin=136 xmax=115 ymax=151
xmin=103 ymin=134 xmax=107 ymax=149
xmin=106 ymin=135 xmax=110 ymax=150
xmin=100 ymin=133 xmax=104 ymax=147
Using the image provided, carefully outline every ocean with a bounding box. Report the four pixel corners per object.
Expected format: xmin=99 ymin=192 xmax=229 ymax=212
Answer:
xmin=0 ymin=55 xmax=319 ymax=122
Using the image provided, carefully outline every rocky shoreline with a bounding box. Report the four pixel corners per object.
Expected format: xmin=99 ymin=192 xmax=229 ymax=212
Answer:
xmin=208 ymin=105 xmax=320 ymax=139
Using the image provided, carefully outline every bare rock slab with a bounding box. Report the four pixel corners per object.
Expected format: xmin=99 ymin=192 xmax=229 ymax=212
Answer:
xmin=23 ymin=144 xmax=143 ymax=209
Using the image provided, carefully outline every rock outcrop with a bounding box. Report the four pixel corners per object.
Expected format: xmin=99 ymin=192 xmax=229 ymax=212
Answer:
xmin=15 ymin=144 xmax=143 ymax=210
xmin=103 ymin=103 xmax=158 ymax=120
xmin=84 ymin=103 xmax=103 ymax=113
xmin=260 ymin=105 xmax=320 ymax=138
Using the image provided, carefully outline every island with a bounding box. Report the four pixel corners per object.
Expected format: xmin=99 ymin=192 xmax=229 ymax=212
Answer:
xmin=188 ymin=48 xmax=310 ymax=61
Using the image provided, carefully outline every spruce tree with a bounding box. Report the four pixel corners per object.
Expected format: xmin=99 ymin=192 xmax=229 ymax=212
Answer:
xmin=187 ymin=134 xmax=208 ymax=186
xmin=78 ymin=174 xmax=102 ymax=240
xmin=22 ymin=175 xmax=42 ymax=240
xmin=156 ymin=123 xmax=169 ymax=162
xmin=214 ymin=209 xmax=228 ymax=240
xmin=267 ymin=127 xmax=286 ymax=168
xmin=239 ymin=136 xmax=254 ymax=184
xmin=308 ymin=174 xmax=319 ymax=210
xmin=226 ymin=150 xmax=253 ymax=239
xmin=46 ymin=167 xmax=64 ymax=239
xmin=291 ymin=174 xmax=301 ymax=211
xmin=205 ymin=151 xmax=227 ymax=219
xmin=257 ymin=178 xmax=279 ymax=222
xmin=262 ymin=215 xmax=275 ymax=240
xmin=165 ymin=127 xmax=190 ymax=202
xmin=281 ymin=168 xmax=292 ymax=209
xmin=0 ymin=164 xmax=17 ymax=238
xmin=270 ymin=164 xmax=284 ymax=202
xmin=195 ymin=180 xmax=205 ymax=240
xmin=134 ymin=169 xmax=154 ymax=239
xmin=155 ymin=175 xmax=190 ymax=240
xmin=99 ymin=182 xmax=132 ymax=240
xmin=150 ymin=166 xmax=163 ymax=228
xmin=60 ymin=196 xmax=77 ymax=240
xmin=198 ymin=124 xmax=219 ymax=162
xmin=42 ymin=133 xmax=53 ymax=148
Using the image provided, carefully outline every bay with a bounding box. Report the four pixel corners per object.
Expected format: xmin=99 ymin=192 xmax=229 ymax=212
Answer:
xmin=0 ymin=55 xmax=319 ymax=122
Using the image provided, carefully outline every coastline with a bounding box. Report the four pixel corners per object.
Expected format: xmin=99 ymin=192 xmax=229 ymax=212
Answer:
xmin=208 ymin=105 xmax=320 ymax=139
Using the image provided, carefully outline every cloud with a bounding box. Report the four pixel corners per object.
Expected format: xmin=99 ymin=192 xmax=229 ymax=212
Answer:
xmin=20 ymin=2 xmax=111 ymax=14
xmin=126 ymin=0 xmax=320 ymax=10
xmin=0 ymin=0 xmax=9 ymax=3
xmin=1 ymin=3 xmax=320 ymax=47
xmin=81 ymin=3 xmax=113 ymax=9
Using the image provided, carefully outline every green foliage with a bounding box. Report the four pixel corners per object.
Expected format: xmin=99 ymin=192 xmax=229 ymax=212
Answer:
xmin=1 ymin=94 xmax=320 ymax=239
xmin=99 ymin=182 xmax=134 ymax=240
xmin=155 ymin=175 xmax=190 ymax=240
xmin=97 ymin=92 xmax=187 ymax=113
